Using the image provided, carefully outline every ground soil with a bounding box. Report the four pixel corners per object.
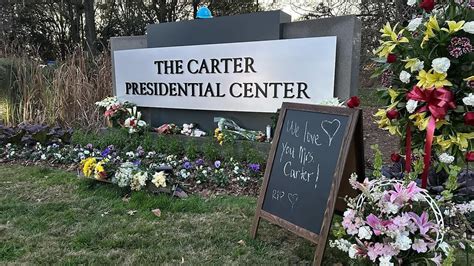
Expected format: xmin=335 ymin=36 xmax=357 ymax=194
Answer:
xmin=362 ymin=107 xmax=399 ymax=167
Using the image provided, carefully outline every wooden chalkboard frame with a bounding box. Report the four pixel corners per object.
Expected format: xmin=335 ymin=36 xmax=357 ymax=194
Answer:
xmin=251 ymin=102 xmax=363 ymax=265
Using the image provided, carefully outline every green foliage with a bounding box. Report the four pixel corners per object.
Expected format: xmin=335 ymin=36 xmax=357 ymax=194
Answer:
xmin=443 ymin=248 xmax=456 ymax=266
xmin=71 ymin=129 xmax=269 ymax=164
xmin=212 ymin=169 xmax=229 ymax=187
xmin=242 ymin=142 xmax=265 ymax=164
xmin=371 ymin=144 xmax=383 ymax=178
xmin=202 ymin=139 xmax=221 ymax=161
xmin=406 ymin=150 xmax=425 ymax=182
xmin=185 ymin=140 xmax=199 ymax=160
xmin=441 ymin=165 xmax=462 ymax=201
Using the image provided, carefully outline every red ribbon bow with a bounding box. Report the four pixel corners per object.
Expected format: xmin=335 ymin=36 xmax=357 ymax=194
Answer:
xmin=405 ymin=86 xmax=455 ymax=188
xmin=406 ymin=86 xmax=456 ymax=119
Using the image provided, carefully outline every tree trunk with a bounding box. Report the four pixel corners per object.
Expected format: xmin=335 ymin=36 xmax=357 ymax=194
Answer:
xmin=84 ymin=0 xmax=97 ymax=55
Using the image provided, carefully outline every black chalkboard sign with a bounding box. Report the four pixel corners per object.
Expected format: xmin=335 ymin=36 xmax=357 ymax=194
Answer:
xmin=251 ymin=102 xmax=363 ymax=265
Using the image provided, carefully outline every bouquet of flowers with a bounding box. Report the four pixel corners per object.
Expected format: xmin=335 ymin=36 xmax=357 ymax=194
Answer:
xmin=80 ymin=156 xmax=115 ymax=181
xmin=123 ymin=106 xmax=148 ymax=134
xmin=372 ymin=0 xmax=474 ymax=188
xmin=95 ymin=96 xmax=137 ymax=128
xmin=213 ymin=117 xmax=266 ymax=145
xmin=330 ymin=173 xmax=449 ymax=265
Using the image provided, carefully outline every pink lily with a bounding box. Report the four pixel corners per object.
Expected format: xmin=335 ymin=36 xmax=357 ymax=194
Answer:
xmin=389 ymin=181 xmax=423 ymax=205
xmin=366 ymin=214 xmax=392 ymax=235
xmin=409 ymin=211 xmax=435 ymax=235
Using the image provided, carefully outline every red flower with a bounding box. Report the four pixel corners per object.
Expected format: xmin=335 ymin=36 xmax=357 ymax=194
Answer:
xmin=347 ymin=96 xmax=360 ymax=108
xmin=386 ymin=54 xmax=397 ymax=63
xmin=391 ymin=153 xmax=402 ymax=162
xmin=464 ymin=112 xmax=474 ymax=126
xmin=419 ymin=0 xmax=435 ymax=12
xmin=386 ymin=109 xmax=399 ymax=120
xmin=466 ymin=151 xmax=474 ymax=162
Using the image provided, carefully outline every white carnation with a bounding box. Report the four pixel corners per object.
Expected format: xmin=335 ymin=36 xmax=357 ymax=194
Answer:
xmin=348 ymin=245 xmax=358 ymax=259
xmin=406 ymin=99 xmax=418 ymax=113
xmin=432 ymin=57 xmax=451 ymax=73
xmin=318 ymin=97 xmax=343 ymax=106
xmin=439 ymin=242 xmax=451 ymax=255
xmin=439 ymin=153 xmax=455 ymax=164
xmin=462 ymin=93 xmax=474 ymax=106
xmin=406 ymin=18 xmax=422 ymax=31
xmin=407 ymin=0 xmax=417 ymax=6
xmin=395 ymin=233 xmax=412 ymax=251
xmin=399 ymin=70 xmax=411 ymax=83
xmin=379 ymin=256 xmax=394 ymax=266
xmin=463 ymin=21 xmax=474 ymax=34
xmin=358 ymin=226 xmax=373 ymax=240
xmin=413 ymin=60 xmax=425 ymax=72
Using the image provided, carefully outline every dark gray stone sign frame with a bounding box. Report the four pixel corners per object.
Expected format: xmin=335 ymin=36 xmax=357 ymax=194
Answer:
xmin=110 ymin=11 xmax=361 ymax=132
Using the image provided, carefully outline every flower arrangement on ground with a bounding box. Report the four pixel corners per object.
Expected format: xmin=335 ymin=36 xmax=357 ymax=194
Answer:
xmin=95 ymin=96 xmax=136 ymax=128
xmin=331 ymin=145 xmax=474 ymax=265
xmin=372 ymin=0 xmax=474 ymax=188
xmin=123 ymin=106 xmax=148 ymax=134
xmin=331 ymin=173 xmax=447 ymax=265
xmin=213 ymin=117 xmax=266 ymax=145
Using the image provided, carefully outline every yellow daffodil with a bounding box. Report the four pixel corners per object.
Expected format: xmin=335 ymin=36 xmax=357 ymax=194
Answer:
xmin=416 ymin=69 xmax=452 ymax=89
xmin=403 ymin=58 xmax=424 ymax=73
xmin=452 ymin=133 xmax=474 ymax=150
xmin=388 ymin=88 xmax=399 ymax=104
xmin=436 ymin=133 xmax=474 ymax=151
xmin=375 ymin=23 xmax=408 ymax=57
xmin=380 ymin=22 xmax=409 ymax=43
xmin=152 ymin=171 xmax=167 ymax=188
xmin=409 ymin=112 xmax=430 ymax=131
xmin=422 ymin=16 xmax=440 ymax=47
xmin=464 ymin=76 xmax=474 ymax=82
xmin=387 ymin=125 xmax=401 ymax=136
xmin=416 ymin=70 xmax=429 ymax=88
xmin=374 ymin=109 xmax=390 ymax=128
xmin=442 ymin=20 xmax=465 ymax=34
xmin=374 ymin=109 xmax=400 ymax=135
xmin=435 ymin=136 xmax=452 ymax=150
xmin=94 ymin=160 xmax=107 ymax=180
xmin=81 ymin=157 xmax=97 ymax=177
xmin=375 ymin=42 xmax=396 ymax=57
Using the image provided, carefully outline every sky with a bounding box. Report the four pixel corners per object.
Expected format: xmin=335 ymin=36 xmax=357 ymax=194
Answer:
xmin=260 ymin=0 xmax=322 ymax=20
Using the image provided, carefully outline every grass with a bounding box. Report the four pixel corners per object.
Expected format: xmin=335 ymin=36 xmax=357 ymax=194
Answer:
xmin=359 ymin=87 xmax=384 ymax=108
xmin=2 ymin=165 xmax=470 ymax=265
xmin=0 ymin=164 xmax=322 ymax=264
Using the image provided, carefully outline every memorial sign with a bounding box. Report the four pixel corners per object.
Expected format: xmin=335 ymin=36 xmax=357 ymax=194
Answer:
xmin=251 ymin=102 xmax=364 ymax=265
xmin=114 ymin=37 xmax=337 ymax=113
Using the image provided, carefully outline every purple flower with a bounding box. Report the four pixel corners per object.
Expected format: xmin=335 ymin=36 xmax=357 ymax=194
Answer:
xmin=101 ymin=147 xmax=111 ymax=157
xmin=136 ymin=146 xmax=145 ymax=157
xmin=448 ymin=37 xmax=472 ymax=58
xmin=248 ymin=163 xmax=260 ymax=172
xmin=381 ymin=70 xmax=393 ymax=88
xmin=409 ymin=211 xmax=435 ymax=235
xmin=409 ymin=212 xmax=435 ymax=235
xmin=214 ymin=160 xmax=221 ymax=168
xmin=183 ymin=161 xmax=192 ymax=169
xmin=412 ymin=239 xmax=428 ymax=253
xmin=468 ymin=80 xmax=474 ymax=89
xmin=195 ymin=158 xmax=204 ymax=166
xmin=133 ymin=159 xmax=141 ymax=166
xmin=85 ymin=143 xmax=93 ymax=150
xmin=389 ymin=181 xmax=423 ymax=205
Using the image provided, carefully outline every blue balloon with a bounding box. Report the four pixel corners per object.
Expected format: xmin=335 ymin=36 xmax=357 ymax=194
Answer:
xmin=196 ymin=6 xmax=213 ymax=19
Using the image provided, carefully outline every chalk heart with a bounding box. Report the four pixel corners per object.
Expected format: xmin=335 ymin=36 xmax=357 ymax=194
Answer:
xmin=321 ymin=119 xmax=341 ymax=146
xmin=288 ymin=193 xmax=298 ymax=208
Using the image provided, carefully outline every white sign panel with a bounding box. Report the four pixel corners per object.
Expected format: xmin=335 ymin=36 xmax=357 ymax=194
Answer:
xmin=114 ymin=36 xmax=337 ymax=113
